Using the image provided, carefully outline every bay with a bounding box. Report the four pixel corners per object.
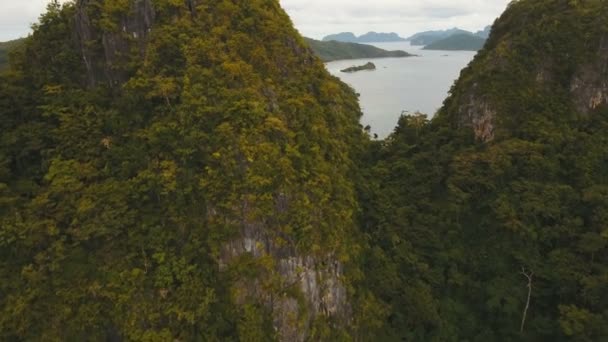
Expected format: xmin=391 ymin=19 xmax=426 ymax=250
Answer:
xmin=325 ymin=42 xmax=477 ymax=138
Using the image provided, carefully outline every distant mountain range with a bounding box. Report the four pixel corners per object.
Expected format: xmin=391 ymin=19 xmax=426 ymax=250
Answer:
xmin=320 ymin=26 xmax=492 ymax=52
xmin=305 ymin=38 xmax=413 ymax=62
xmin=322 ymin=32 xmax=406 ymax=43
xmin=406 ymin=26 xmax=492 ymax=46
xmin=406 ymin=28 xmax=472 ymax=46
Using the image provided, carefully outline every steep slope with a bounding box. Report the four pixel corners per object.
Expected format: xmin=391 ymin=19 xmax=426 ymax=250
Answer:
xmin=443 ymin=0 xmax=608 ymax=142
xmin=305 ymin=38 xmax=413 ymax=62
xmin=362 ymin=0 xmax=608 ymax=340
xmin=423 ymin=33 xmax=486 ymax=51
xmin=0 ymin=1 xmax=374 ymax=341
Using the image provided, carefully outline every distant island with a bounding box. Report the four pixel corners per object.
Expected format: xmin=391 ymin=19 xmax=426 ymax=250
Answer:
xmin=322 ymin=32 xmax=406 ymax=43
xmin=406 ymin=26 xmax=492 ymax=47
xmin=406 ymin=28 xmax=471 ymax=46
xmin=423 ymin=33 xmax=487 ymax=51
xmin=0 ymin=38 xmax=24 ymax=70
xmin=305 ymin=38 xmax=414 ymax=62
xmin=340 ymin=62 xmax=376 ymax=73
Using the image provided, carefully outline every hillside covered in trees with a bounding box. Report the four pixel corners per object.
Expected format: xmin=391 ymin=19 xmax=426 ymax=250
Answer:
xmin=423 ymin=33 xmax=487 ymax=51
xmin=1 ymin=0 xmax=608 ymax=341
xmin=0 ymin=0 xmax=373 ymax=340
xmin=305 ymin=38 xmax=413 ymax=62
xmin=0 ymin=39 xmax=24 ymax=70
xmin=361 ymin=0 xmax=608 ymax=340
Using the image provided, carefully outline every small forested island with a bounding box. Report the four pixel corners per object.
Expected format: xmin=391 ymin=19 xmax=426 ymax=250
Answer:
xmin=341 ymin=62 xmax=376 ymax=73
xmin=423 ymin=33 xmax=487 ymax=51
xmin=305 ymin=38 xmax=413 ymax=62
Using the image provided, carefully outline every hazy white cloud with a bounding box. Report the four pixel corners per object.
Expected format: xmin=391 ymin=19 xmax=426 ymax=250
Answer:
xmin=0 ymin=0 xmax=59 ymax=41
xmin=280 ymin=0 xmax=512 ymax=39
xmin=0 ymin=0 xmax=511 ymax=41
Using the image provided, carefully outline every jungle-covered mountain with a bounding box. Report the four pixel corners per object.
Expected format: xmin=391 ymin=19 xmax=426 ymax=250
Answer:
xmin=361 ymin=0 xmax=608 ymax=340
xmin=1 ymin=0 xmax=608 ymax=341
xmin=0 ymin=0 xmax=375 ymax=340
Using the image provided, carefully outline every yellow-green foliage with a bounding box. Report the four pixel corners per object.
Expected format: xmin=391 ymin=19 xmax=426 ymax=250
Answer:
xmin=360 ymin=0 xmax=608 ymax=340
xmin=0 ymin=0 xmax=367 ymax=340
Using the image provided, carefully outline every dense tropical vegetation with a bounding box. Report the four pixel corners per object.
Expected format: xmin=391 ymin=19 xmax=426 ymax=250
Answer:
xmin=1 ymin=0 xmax=607 ymax=341
xmin=360 ymin=0 xmax=608 ymax=340
xmin=0 ymin=0 xmax=371 ymax=340
xmin=0 ymin=39 xmax=24 ymax=70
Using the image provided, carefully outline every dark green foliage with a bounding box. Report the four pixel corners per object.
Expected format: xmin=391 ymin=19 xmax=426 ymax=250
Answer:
xmin=0 ymin=0 xmax=369 ymax=340
xmin=0 ymin=38 xmax=25 ymax=70
xmin=361 ymin=0 xmax=608 ymax=340
xmin=305 ymin=38 xmax=413 ymax=62
xmin=341 ymin=62 xmax=376 ymax=73
xmin=2 ymin=0 xmax=608 ymax=341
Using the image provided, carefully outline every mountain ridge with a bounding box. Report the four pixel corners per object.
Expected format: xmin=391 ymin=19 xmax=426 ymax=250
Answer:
xmin=305 ymin=37 xmax=413 ymax=62
xmin=423 ymin=33 xmax=487 ymax=51
xmin=322 ymin=31 xmax=406 ymax=43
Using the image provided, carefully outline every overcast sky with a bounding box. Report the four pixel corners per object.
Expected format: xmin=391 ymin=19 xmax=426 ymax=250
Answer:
xmin=0 ymin=0 xmax=511 ymax=41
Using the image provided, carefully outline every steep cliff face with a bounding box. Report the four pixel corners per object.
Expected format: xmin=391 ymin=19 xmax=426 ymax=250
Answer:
xmin=0 ymin=1 xmax=365 ymax=340
xmin=74 ymin=0 xmax=362 ymax=338
xmin=75 ymin=0 xmax=155 ymax=86
xmin=441 ymin=0 xmax=608 ymax=142
xmin=570 ymin=35 xmax=608 ymax=114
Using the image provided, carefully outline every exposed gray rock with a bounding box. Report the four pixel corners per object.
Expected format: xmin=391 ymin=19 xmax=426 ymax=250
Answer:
xmin=219 ymin=215 xmax=349 ymax=341
xmin=75 ymin=0 xmax=155 ymax=86
xmin=570 ymin=36 xmax=608 ymax=114
xmin=457 ymin=84 xmax=496 ymax=142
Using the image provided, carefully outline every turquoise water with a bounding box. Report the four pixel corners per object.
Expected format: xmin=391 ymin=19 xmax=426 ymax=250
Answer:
xmin=326 ymin=42 xmax=476 ymax=138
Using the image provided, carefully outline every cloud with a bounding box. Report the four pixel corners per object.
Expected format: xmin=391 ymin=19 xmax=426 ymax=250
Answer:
xmin=0 ymin=1 xmax=511 ymax=41
xmin=279 ymin=0 xmax=511 ymax=39
xmin=0 ymin=0 xmax=56 ymax=41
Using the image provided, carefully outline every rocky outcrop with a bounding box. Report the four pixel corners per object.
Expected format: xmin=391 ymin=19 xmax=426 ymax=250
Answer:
xmin=445 ymin=10 xmax=608 ymax=143
xmin=219 ymin=215 xmax=349 ymax=341
xmin=74 ymin=0 xmax=205 ymax=87
xmin=570 ymin=35 xmax=608 ymax=114
xmin=456 ymin=84 xmax=497 ymax=142
xmin=75 ymin=0 xmax=156 ymax=86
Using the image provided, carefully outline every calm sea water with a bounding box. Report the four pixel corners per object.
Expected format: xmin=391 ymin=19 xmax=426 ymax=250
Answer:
xmin=325 ymin=42 xmax=477 ymax=138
